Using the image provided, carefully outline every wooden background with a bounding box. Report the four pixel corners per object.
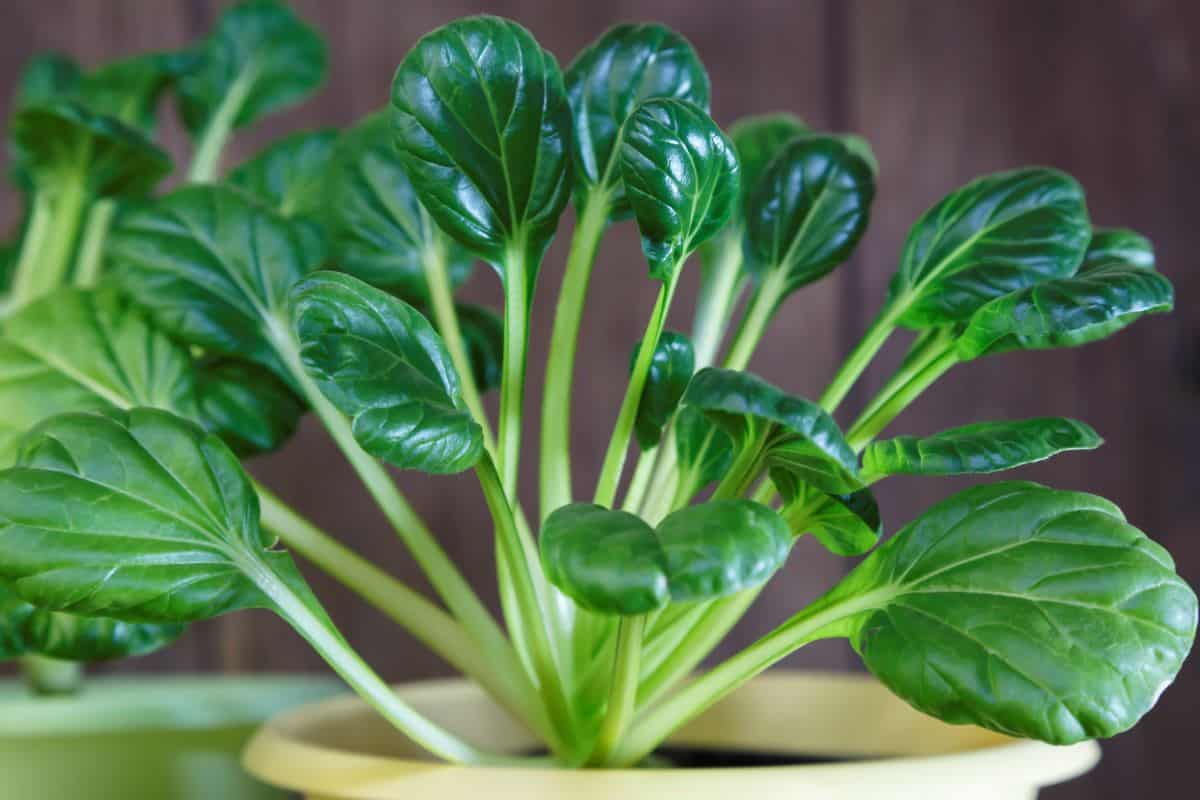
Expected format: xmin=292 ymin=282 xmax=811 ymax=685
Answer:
xmin=2 ymin=1 xmax=1198 ymax=796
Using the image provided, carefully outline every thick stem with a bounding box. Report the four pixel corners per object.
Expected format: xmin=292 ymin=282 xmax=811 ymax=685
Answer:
xmin=73 ymin=199 xmax=116 ymax=287
xmin=818 ymin=303 xmax=903 ymax=413
xmin=187 ymin=67 xmax=256 ymax=183
xmin=588 ymin=615 xmax=645 ymax=766
xmin=12 ymin=176 xmax=88 ymax=305
xmin=710 ymin=439 xmax=766 ymax=501
xmin=497 ymin=240 xmax=532 ymax=500
xmin=620 ymin=444 xmax=659 ymax=512
xmin=539 ymin=189 xmax=611 ymax=518
xmin=8 ymin=193 xmax=54 ymax=307
xmin=593 ymin=276 xmax=680 ymax=508
xmin=846 ymin=349 xmax=959 ymax=451
xmin=722 ymin=268 xmax=789 ymax=372
xmin=692 ymin=232 xmax=746 ymax=369
xmin=20 ymin=654 xmax=83 ymax=696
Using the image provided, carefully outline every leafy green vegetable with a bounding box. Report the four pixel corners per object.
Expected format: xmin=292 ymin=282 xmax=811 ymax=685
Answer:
xmin=78 ymin=51 xmax=197 ymax=132
xmin=391 ymin=15 xmax=572 ymax=272
xmin=291 ymin=271 xmax=482 ymax=473
xmin=863 ymin=417 xmax=1102 ymax=478
xmin=683 ymin=368 xmax=861 ymax=494
xmin=744 ymin=134 xmax=875 ymax=292
xmin=619 ymin=99 xmax=740 ymax=280
xmin=673 ymin=405 xmax=734 ymax=499
xmin=0 ymin=287 xmax=196 ymax=464
xmin=1081 ymin=227 xmax=1154 ymax=271
xmin=541 ymin=500 xmax=789 ymax=614
xmin=321 ymin=111 xmax=473 ymax=297
xmin=826 ymin=482 xmax=1196 ymax=743
xmin=1 ymin=580 xmax=183 ymax=662
xmin=13 ymin=53 xmax=80 ymax=110
xmin=887 ymin=168 xmax=1091 ymax=328
xmin=776 ymin=480 xmax=882 ymax=556
xmin=108 ymin=184 xmax=322 ymax=377
xmin=565 ymin=23 xmax=709 ymax=214
xmin=454 ymin=303 xmax=504 ymax=393
xmin=195 ymin=357 xmax=303 ymax=456
xmin=730 ymin=113 xmax=809 ymax=207
xmin=632 ymin=331 xmax=694 ymax=449
xmin=228 ymin=128 xmax=337 ymax=216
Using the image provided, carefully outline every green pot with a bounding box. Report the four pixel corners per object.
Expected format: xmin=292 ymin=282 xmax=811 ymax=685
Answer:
xmin=0 ymin=674 xmax=341 ymax=799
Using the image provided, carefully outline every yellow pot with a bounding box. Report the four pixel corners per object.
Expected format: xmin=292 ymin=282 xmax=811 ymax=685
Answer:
xmin=244 ymin=670 xmax=1100 ymax=799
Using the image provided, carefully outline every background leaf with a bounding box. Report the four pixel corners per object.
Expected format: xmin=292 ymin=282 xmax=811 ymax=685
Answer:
xmin=673 ymin=405 xmax=733 ymax=499
xmin=774 ymin=475 xmax=882 ymax=556
xmin=632 ymin=330 xmax=695 ymax=449
xmin=228 ymin=128 xmax=338 ymax=217
xmin=78 ymin=50 xmax=197 ymax=133
xmin=194 ymin=357 xmax=303 ymax=457
xmin=730 ymin=112 xmax=809 ymax=209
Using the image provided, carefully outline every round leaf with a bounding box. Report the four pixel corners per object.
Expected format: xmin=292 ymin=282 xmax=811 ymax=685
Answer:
xmin=730 ymin=112 xmax=809 ymax=209
xmin=566 ymin=22 xmax=709 ymax=213
xmin=745 ymin=134 xmax=875 ymax=292
xmin=322 ymin=111 xmax=473 ymax=297
xmin=887 ymin=168 xmax=1091 ymax=328
xmin=391 ymin=16 xmax=573 ymax=269
xmin=835 ymin=482 xmax=1196 ymax=743
xmin=863 ymin=417 xmax=1102 ymax=478
xmin=195 ymin=357 xmax=304 ymax=457
xmin=177 ymin=0 xmax=327 ymax=135
xmin=632 ymin=330 xmax=695 ymax=450
xmin=619 ymin=99 xmax=740 ymax=280
xmin=1081 ymin=227 xmax=1154 ymax=272
xmin=290 ymin=271 xmax=483 ymax=474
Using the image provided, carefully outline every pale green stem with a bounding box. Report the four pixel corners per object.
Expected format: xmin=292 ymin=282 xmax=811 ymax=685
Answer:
xmin=722 ymin=268 xmax=789 ymax=371
xmin=540 ymin=188 xmax=611 ymax=518
xmin=73 ymin=199 xmax=116 ymax=287
xmin=692 ymin=231 xmax=746 ymax=369
xmin=587 ymin=615 xmax=645 ymax=766
xmin=187 ymin=66 xmax=257 ymax=183
xmin=8 ymin=192 xmax=54 ymax=306
xmin=620 ymin=444 xmax=659 ymax=512
xmin=853 ymin=327 xmax=956 ymax=427
xmin=710 ymin=438 xmax=767 ymax=501
xmin=818 ymin=303 xmax=903 ymax=413
xmin=846 ymin=349 xmax=959 ymax=452
xmin=12 ymin=175 xmax=88 ymax=305
xmin=497 ymin=240 xmax=532 ymax=500
xmin=20 ymin=655 xmax=83 ymax=696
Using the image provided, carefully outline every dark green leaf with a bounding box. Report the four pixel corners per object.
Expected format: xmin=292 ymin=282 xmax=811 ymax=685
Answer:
xmin=195 ymin=357 xmax=303 ymax=457
xmin=632 ymin=331 xmax=695 ymax=449
xmin=177 ymin=0 xmax=326 ymax=136
xmin=956 ymin=262 xmax=1173 ymax=359
xmin=0 ymin=240 xmax=16 ymax=294
xmin=682 ymin=368 xmax=861 ymax=494
xmin=13 ymin=53 xmax=81 ymax=110
xmin=322 ymin=111 xmax=473 ymax=297
xmin=745 ymin=134 xmax=875 ymax=291
xmin=108 ymin=184 xmax=322 ymax=377
xmin=619 ymin=99 xmax=739 ymax=280
xmin=674 ymin=405 xmax=734 ymax=498
xmin=79 ymin=51 xmax=197 ymax=133
xmin=12 ymin=101 xmax=171 ymax=197
xmin=887 ymin=168 xmax=1091 ymax=328
xmin=864 ymin=417 xmax=1102 ymax=478
xmin=291 ymin=271 xmax=482 ymax=473
xmin=391 ymin=16 xmax=572 ymax=272
xmin=775 ymin=478 xmax=881 ymax=556
xmin=540 ymin=503 xmax=667 ymax=615
xmin=828 ymin=482 xmax=1196 ymax=743
xmin=0 ymin=580 xmax=183 ymax=663
xmin=565 ymin=23 xmax=709 ymax=214
xmin=540 ymin=499 xmax=789 ymax=614
xmin=0 ymin=409 xmax=287 ymax=622
xmin=838 ymin=134 xmax=879 ymax=178
xmin=729 ymin=112 xmax=809 ymax=208
xmin=1081 ymin=227 xmax=1154 ymax=272
xmin=228 ymin=128 xmax=338 ymax=216
xmin=455 ymin=303 xmax=504 ymax=393
xmin=0 ymin=287 xmax=197 ymax=466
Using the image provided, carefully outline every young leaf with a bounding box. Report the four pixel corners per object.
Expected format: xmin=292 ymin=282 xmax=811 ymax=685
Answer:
xmin=566 ymin=23 xmax=710 ymax=212
xmin=0 ymin=409 xmax=286 ymax=622
xmin=290 ymin=271 xmax=483 ymax=474
xmin=619 ymin=99 xmax=740 ymax=280
xmin=825 ymin=482 xmax=1196 ymax=744
xmin=540 ymin=500 xmax=789 ymax=614
xmin=12 ymin=101 xmax=171 ymax=198
xmin=0 ymin=287 xmax=197 ymax=465
xmin=391 ymin=15 xmax=573 ymax=271
xmin=177 ymin=0 xmax=326 ymax=137
xmin=674 ymin=405 xmax=734 ymax=498
xmin=195 ymin=357 xmax=304 ymax=457
xmin=730 ymin=112 xmax=809 ymax=209
xmin=776 ymin=478 xmax=882 ymax=556
xmin=956 ymin=261 xmax=1173 ymax=359
xmin=108 ymin=184 xmax=323 ymax=377
xmin=683 ymin=368 xmax=861 ymax=494
xmin=1 ymin=580 xmax=183 ymax=663
xmin=1081 ymin=227 xmax=1154 ymax=271
xmin=863 ymin=417 xmax=1102 ymax=478
xmin=227 ymin=128 xmax=338 ymax=217
xmin=322 ymin=111 xmax=473 ymax=297
xmin=632 ymin=331 xmax=695 ymax=449
xmin=887 ymin=168 xmax=1091 ymax=328
xmin=744 ymin=134 xmax=875 ymax=292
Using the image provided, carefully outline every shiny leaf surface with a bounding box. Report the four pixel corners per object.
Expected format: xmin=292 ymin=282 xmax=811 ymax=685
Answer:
xmin=776 ymin=479 xmax=881 ymax=556
xmin=632 ymin=330 xmax=695 ymax=449
xmin=195 ymin=357 xmax=303 ymax=456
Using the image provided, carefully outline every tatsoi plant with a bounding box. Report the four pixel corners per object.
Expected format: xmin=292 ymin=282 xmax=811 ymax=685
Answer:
xmin=0 ymin=3 xmax=1193 ymax=767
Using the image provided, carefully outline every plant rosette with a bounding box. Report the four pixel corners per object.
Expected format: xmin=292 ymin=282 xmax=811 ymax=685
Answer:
xmin=0 ymin=2 xmax=1193 ymax=796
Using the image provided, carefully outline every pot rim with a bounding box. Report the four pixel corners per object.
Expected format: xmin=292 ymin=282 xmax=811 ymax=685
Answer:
xmin=244 ymin=670 xmax=1101 ymax=796
xmin=0 ymin=673 xmax=341 ymax=737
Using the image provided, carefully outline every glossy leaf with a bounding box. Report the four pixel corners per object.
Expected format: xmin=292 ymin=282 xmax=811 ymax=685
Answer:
xmin=108 ymin=184 xmax=322 ymax=377
xmin=291 ymin=271 xmax=482 ymax=473
xmin=730 ymin=112 xmax=809 ymax=209
xmin=0 ymin=287 xmax=196 ymax=465
xmin=228 ymin=128 xmax=338 ymax=216
xmin=827 ymin=482 xmax=1196 ymax=743
xmin=11 ymin=101 xmax=171 ymax=197
xmin=1081 ymin=227 xmax=1154 ymax=272
xmin=323 ymin=111 xmax=473 ymax=297
xmin=887 ymin=168 xmax=1091 ymax=328
xmin=565 ymin=23 xmax=709 ymax=213
xmin=0 ymin=409 xmax=289 ymax=622
xmin=632 ymin=330 xmax=695 ymax=449
xmin=745 ymin=134 xmax=875 ymax=291
xmin=957 ymin=261 xmax=1173 ymax=359
xmin=0 ymin=580 xmax=183 ymax=663
xmin=177 ymin=0 xmax=326 ymax=136
xmin=864 ymin=417 xmax=1102 ymax=478
xmin=391 ymin=15 xmax=572 ymax=272
xmin=195 ymin=357 xmax=304 ymax=456
xmin=682 ymin=368 xmax=861 ymax=494
xmin=620 ymin=99 xmax=740 ymax=280
xmin=776 ymin=478 xmax=881 ymax=556
xmin=674 ymin=405 xmax=734 ymax=498
xmin=540 ymin=500 xmax=789 ymax=615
